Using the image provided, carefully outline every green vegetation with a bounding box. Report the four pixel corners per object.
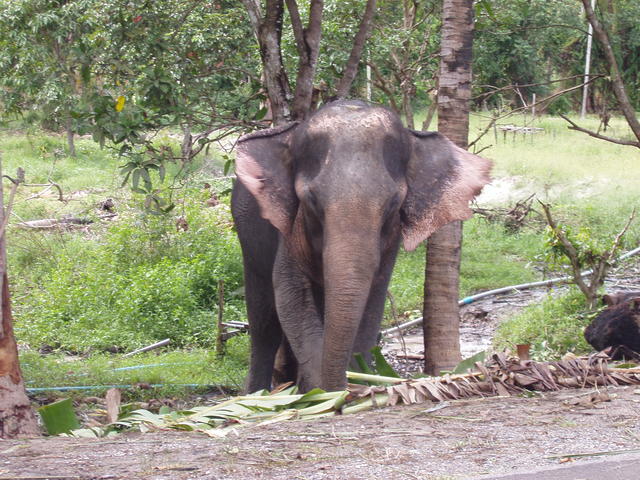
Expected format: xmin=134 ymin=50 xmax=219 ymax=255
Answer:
xmin=493 ymin=289 xmax=595 ymax=360
xmin=388 ymin=219 xmax=541 ymax=319
xmin=15 ymin=203 xmax=244 ymax=352
xmin=20 ymin=340 xmax=249 ymax=397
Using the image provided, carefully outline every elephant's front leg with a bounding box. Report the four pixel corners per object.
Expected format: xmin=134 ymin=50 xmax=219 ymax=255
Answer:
xmin=273 ymin=243 xmax=324 ymax=392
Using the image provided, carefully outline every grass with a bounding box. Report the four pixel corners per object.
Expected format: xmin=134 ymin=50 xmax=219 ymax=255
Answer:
xmin=387 ymin=218 xmax=541 ymax=321
xmin=1 ymin=132 xmax=122 ymax=223
xmin=20 ymin=335 xmax=249 ymax=399
xmin=493 ymin=288 xmax=596 ymax=360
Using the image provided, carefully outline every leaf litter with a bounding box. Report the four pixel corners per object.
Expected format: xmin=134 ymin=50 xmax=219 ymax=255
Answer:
xmin=61 ymin=350 xmax=640 ymax=439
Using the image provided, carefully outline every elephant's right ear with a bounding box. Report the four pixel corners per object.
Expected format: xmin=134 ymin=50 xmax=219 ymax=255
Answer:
xmin=235 ymin=122 xmax=299 ymax=236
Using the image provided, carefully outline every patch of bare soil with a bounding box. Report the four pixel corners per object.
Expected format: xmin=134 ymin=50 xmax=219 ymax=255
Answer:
xmin=3 ymin=386 xmax=640 ymax=480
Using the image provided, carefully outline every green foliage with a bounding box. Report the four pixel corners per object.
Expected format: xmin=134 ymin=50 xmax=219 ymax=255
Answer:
xmin=38 ymin=398 xmax=81 ymax=435
xmin=473 ymin=0 xmax=583 ymax=108
xmin=0 ymin=0 xmax=99 ymax=134
xmin=543 ymin=221 xmax=611 ymax=272
xmin=14 ymin=195 xmax=244 ymax=352
xmin=493 ymin=289 xmax=595 ymax=360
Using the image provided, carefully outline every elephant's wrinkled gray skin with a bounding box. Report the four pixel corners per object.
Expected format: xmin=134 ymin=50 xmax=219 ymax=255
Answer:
xmin=231 ymin=100 xmax=491 ymax=393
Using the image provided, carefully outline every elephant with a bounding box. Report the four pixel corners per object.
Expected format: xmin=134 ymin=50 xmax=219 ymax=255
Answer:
xmin=231 ymin=99 xmax=491 ymax=393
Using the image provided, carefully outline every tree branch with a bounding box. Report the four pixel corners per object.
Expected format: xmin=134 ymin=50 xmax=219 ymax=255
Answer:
xmin=539 ymin=201 xmax=592 ymax=301
xmin=558 ymin=114 xmax=640 ymax=147
xmin=285 ymin=0 xmax=307 ymax=61
xmin=366 ymin=61 xmax=399 ymax=113
xmin=334 ymin=0 xmax=377 ymax=98
xmin=287 ymin=0 xmax=323 ymax=120
xmin=242 ymin=0 xmax=292 ymax=124
xmin=581 ymin=0 xmax=640 ymax=144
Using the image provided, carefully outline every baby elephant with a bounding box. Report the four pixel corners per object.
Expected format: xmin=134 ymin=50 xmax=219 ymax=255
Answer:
xmin=584 ymin=292 xmax=640 ymax=357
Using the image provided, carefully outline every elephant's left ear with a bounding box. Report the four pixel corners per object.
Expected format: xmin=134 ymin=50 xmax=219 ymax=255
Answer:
xmin=401 ymin=131 xmax=492 ymax=251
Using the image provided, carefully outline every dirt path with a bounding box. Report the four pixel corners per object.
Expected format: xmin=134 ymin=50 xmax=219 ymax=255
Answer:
xmin=3 ymin=385 xmax=640 ymax=480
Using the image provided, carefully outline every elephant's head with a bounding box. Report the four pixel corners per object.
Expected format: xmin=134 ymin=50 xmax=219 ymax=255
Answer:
xmin=235 ymin=100 xmax=491 ymax=390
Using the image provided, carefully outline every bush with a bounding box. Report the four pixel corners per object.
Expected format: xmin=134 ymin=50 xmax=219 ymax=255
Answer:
xmin=492 ymin=288 xmax=595 ymax=360
xmin=13 ymin=192 xmax=245 ymax=352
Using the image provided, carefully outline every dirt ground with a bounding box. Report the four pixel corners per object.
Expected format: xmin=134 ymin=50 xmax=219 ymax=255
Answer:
xmin=3 ymin=385 xmax=640 ymax=480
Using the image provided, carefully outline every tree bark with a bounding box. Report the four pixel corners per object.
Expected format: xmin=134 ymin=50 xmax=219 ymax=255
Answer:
xmin=0 ymin=160 xmax=39 ymax=438
xmin=286 ymin=0 xmax=323 ymax=120
xmin=242 ymin=0 xmax=292 ymax=125
xmin=65 ymin=117 xmax=76 ymax=158
xmin=334 ymin=0 xmax=377 ymax=98
xmin=581 ymin=0 xmax=640 ymax=143
xmin=0 ymin=274 xmax=39 ymax=439
xmin=423 ymin=0 xmax=474 ymax=375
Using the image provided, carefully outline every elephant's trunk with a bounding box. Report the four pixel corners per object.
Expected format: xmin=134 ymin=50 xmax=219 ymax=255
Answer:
xmin=321 ymin=229 xmax=380 ymax=392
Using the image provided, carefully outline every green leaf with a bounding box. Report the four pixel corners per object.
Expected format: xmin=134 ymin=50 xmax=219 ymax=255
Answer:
xmin=353 ymin=352 xmax=374 ymax=375
xmin=254 ymin=106 xmax=268 ymax=121
xmin=371 ymin=346 xmax=400 ymax=378
xmin=80 ymin=64 xmax=91 ymax=85
xmin=476 ymin=0 xmax=497 ymax=20
xmin=38 ymin=398 xmax=80 ymax=435
xmin=140 ymin=168 xmax=152 ymax=191
xmin=451 ymin=350 xmax=487 ymax=375
xmin=131 ymin=169 xmax=141 ymax=190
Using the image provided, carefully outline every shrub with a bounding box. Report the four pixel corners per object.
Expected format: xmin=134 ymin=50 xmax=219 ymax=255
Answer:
xmin=13 ymin=192 xmax=245 ymax=352
xmin=493 ymin=288 xmax=595 ymax=360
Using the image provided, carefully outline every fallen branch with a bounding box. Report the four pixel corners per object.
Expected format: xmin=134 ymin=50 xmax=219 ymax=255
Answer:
xmin=16 ymin=217 xmax=94 ymax=229
xmin=60 ymin=351 xmax=640 ymax=438
xmin=559 ymin=114 xmax=640 ymax=148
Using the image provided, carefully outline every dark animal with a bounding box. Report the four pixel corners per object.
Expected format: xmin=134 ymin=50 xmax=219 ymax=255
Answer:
xmin=585 ymin=292 xmax=640 ymax=357
xmin=602 ymin=291 xmax=640 ymax=307
xmin=231 ymin=100 xmax=491 ymax=392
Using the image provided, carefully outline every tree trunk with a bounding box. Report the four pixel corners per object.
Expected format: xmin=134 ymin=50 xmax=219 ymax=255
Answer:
xmin=242 ymin=0 xmax=292 ymax=125
xmin=0 ymin=160 xmax=39 ymax=438
xmin=286 ymin=0 xmax=323 ymax=120
xmin=423 ymin=0 xmax=474 ymax=375
xmin=65 ymin=117 xmax=76 ymax=158
xmin=581 ymin=0 xmax=640 ymax=144
xmin=423 ymin=222 xmax=463 ymax=374
xmin=0 ymin=274 xmax=39 ymax=439
xmin=334 ymin=0 xmax=377 ymax=98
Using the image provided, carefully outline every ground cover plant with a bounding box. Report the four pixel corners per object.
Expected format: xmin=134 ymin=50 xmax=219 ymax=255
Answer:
xmin=20 ymin=342 xmax=249 ymax=398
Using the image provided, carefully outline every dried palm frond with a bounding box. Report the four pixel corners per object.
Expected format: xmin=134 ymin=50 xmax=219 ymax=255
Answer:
xmin=347 ymin=352 xmax=640 ymax=409
xmin=65 ymin=352 xmax=640 ymax=438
